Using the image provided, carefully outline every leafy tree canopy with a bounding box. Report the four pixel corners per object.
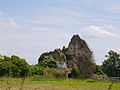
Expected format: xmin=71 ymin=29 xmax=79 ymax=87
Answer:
xmin=95 ymin=65 xmax=104 ymax=75
xmin=30 ymin=65 xmax=44 ymax=76
xmin=0 ymin=55 xmax=30 ymax=77
xmin=102 ymin=50 xmax=120 ymax=77
xmin=39 ymin=55 xmax=57 ymax=68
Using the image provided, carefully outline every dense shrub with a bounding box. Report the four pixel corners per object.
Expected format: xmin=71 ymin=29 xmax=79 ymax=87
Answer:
xmin=0 ymin=61 xmax=11 ymax=77
xmin=60 ymin=53 xmax=65 ymax=58
xmin=38 ymin=52 xmax=49 ymax=63
xmin=71 ymin=68 xmax=81 ymax=79
xmin=30 ymin=65 xmax=44 ymax=76
xmin=91 ymin=74 xmax=108 ymax=81
xmin=0 ymin=55 xmax=30 ymax=77
xmin=102 ymin=50 xmax=120 ymax=77
xmin=39 ymin=55 xmax=57 ymax=68
xmin=95 ymin=65 xmax=104 ymax=75
xmin=10 ymin=56 xmax=30 ymax=77
xmin=44 ymin=68 xmax=67 ymax=79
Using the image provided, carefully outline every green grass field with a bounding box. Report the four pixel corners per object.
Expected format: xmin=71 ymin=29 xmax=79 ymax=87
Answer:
xmin=0 ymin=77 xmax=119 ymax=90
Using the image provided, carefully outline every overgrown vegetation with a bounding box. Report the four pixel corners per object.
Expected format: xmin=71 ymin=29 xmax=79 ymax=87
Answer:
xmin=0 ymin=50 xmax=120 ymax=90
xmin=39 ymin=55 xmax=57 ymax=68
xmin=71 ymin=68 xmax=81 ymax=79
xmin=30 ymin=65 xmax=44 ymax=76
xmin=0 ymin=50 xmax=120 ymax=80
xmin=95 ymin=65 xmax=104 ymax=75
xmin=0 ymin=55 xmax=30 ymax=77
xmin=101 ymin=50 xmax=120 ymax=77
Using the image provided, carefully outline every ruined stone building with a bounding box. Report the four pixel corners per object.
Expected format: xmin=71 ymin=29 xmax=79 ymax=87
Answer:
xmin=38 ymin=34 xmax=96 ymax=78
xmin=64 ymin=34 xmax=96 ymax=78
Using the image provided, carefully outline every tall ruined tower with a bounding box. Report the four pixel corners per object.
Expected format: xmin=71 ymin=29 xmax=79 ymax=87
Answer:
xmin=65 ymin=34 xmax=96 ymax=78
xmin=38 ymin=34 xmax=96 ymax=78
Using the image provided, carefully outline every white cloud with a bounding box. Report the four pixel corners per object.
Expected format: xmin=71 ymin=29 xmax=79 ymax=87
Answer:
xmin=105 ymin=48 xmax=120 ymax=53
xmin=30 ymin=16 xmax=81 ymax=26
xmin=104 ymin=1 xmax=120 ymax=14
xmin=84 ymin=25 xmax=118 ymax=38
xmin=62 ymin=0 xmax=67 ymax=1
xmin=0 ymin=36 xmax=7 ymax=40
xmin=81 ymin=0 xmax=96 ymax=2
xmin=0 ymin=50 xmax=6 ymax=54
xmin=31 ymin=27 xmax=54 ymax=31
xmin=110 ymin=48 xmax=120 ymax=53
xmin=103 ymin=24 xmax=115 ymax=30
xmin=48 ymin=7 xmax=86 ymax=17
xmin=0 ymin=11 xmax=4 ymax=16
xmin=0 ymin=11 xmax=21 ymax=30
xmin=30 ymin=7 xmax=87 ymax=26
xmin=55 ymin=0 xmax=72 ymax=2
xmin=0 ymin=17 xmax=21 ymax=30
xmin=56 ymin=0 xmax=96 ymax=2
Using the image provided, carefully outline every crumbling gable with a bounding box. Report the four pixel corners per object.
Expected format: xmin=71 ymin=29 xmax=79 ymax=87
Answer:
xmin=65 ymin=34 xmax=96 ymax=78
xmin=38 ymin=34 xmax=96 ymax=78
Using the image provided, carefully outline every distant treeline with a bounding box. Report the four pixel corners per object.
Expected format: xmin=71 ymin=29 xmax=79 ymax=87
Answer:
xmin=0 ymin=55 xmax=43 ymax=77
xmin=0 ymin=50 xmax=120 ymax=78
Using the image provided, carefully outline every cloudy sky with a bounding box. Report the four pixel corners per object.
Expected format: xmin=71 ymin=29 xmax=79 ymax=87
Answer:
xmin=0 ymin=0 xmax=120 ymax=65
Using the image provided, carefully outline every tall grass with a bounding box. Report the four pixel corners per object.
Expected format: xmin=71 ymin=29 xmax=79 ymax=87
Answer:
xmin=0 ymin=77 xmax=119 ymax=90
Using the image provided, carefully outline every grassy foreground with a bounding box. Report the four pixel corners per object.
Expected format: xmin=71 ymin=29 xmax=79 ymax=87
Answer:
xmin=0 ymin=77 xmax=119 ymax=90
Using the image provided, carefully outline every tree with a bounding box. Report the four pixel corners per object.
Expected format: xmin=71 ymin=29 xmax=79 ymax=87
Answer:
xmin=38 ymin=52 xmax=49 ymax=63
xmin=11 ymin=55 xmax=30 ymax=77
xmin=10 ymin=64 xmax=20 ymax=77
xmin=0 ymin=61 xmax=11 ymax=77
xmin=71 ymin=68 xmax=81 ymax=79
xmin=30 ymin=65 xmax=44 ymax=75
xmin=102 ymin=50 xmax=120 ymax=77
xmin=95 ymin=65 xmax=104 ymax=75
xmin=39 ymin=55 xmax=57 ymax=68
xmin=0 ymin=55 xmax=30 ymax=77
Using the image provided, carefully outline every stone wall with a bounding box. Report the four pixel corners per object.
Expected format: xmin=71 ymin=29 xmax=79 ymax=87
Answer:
xmin=38 ymin=34 xmax=96 ymax=78
xmin=65 ymin=34 xmax=96 ymax=78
